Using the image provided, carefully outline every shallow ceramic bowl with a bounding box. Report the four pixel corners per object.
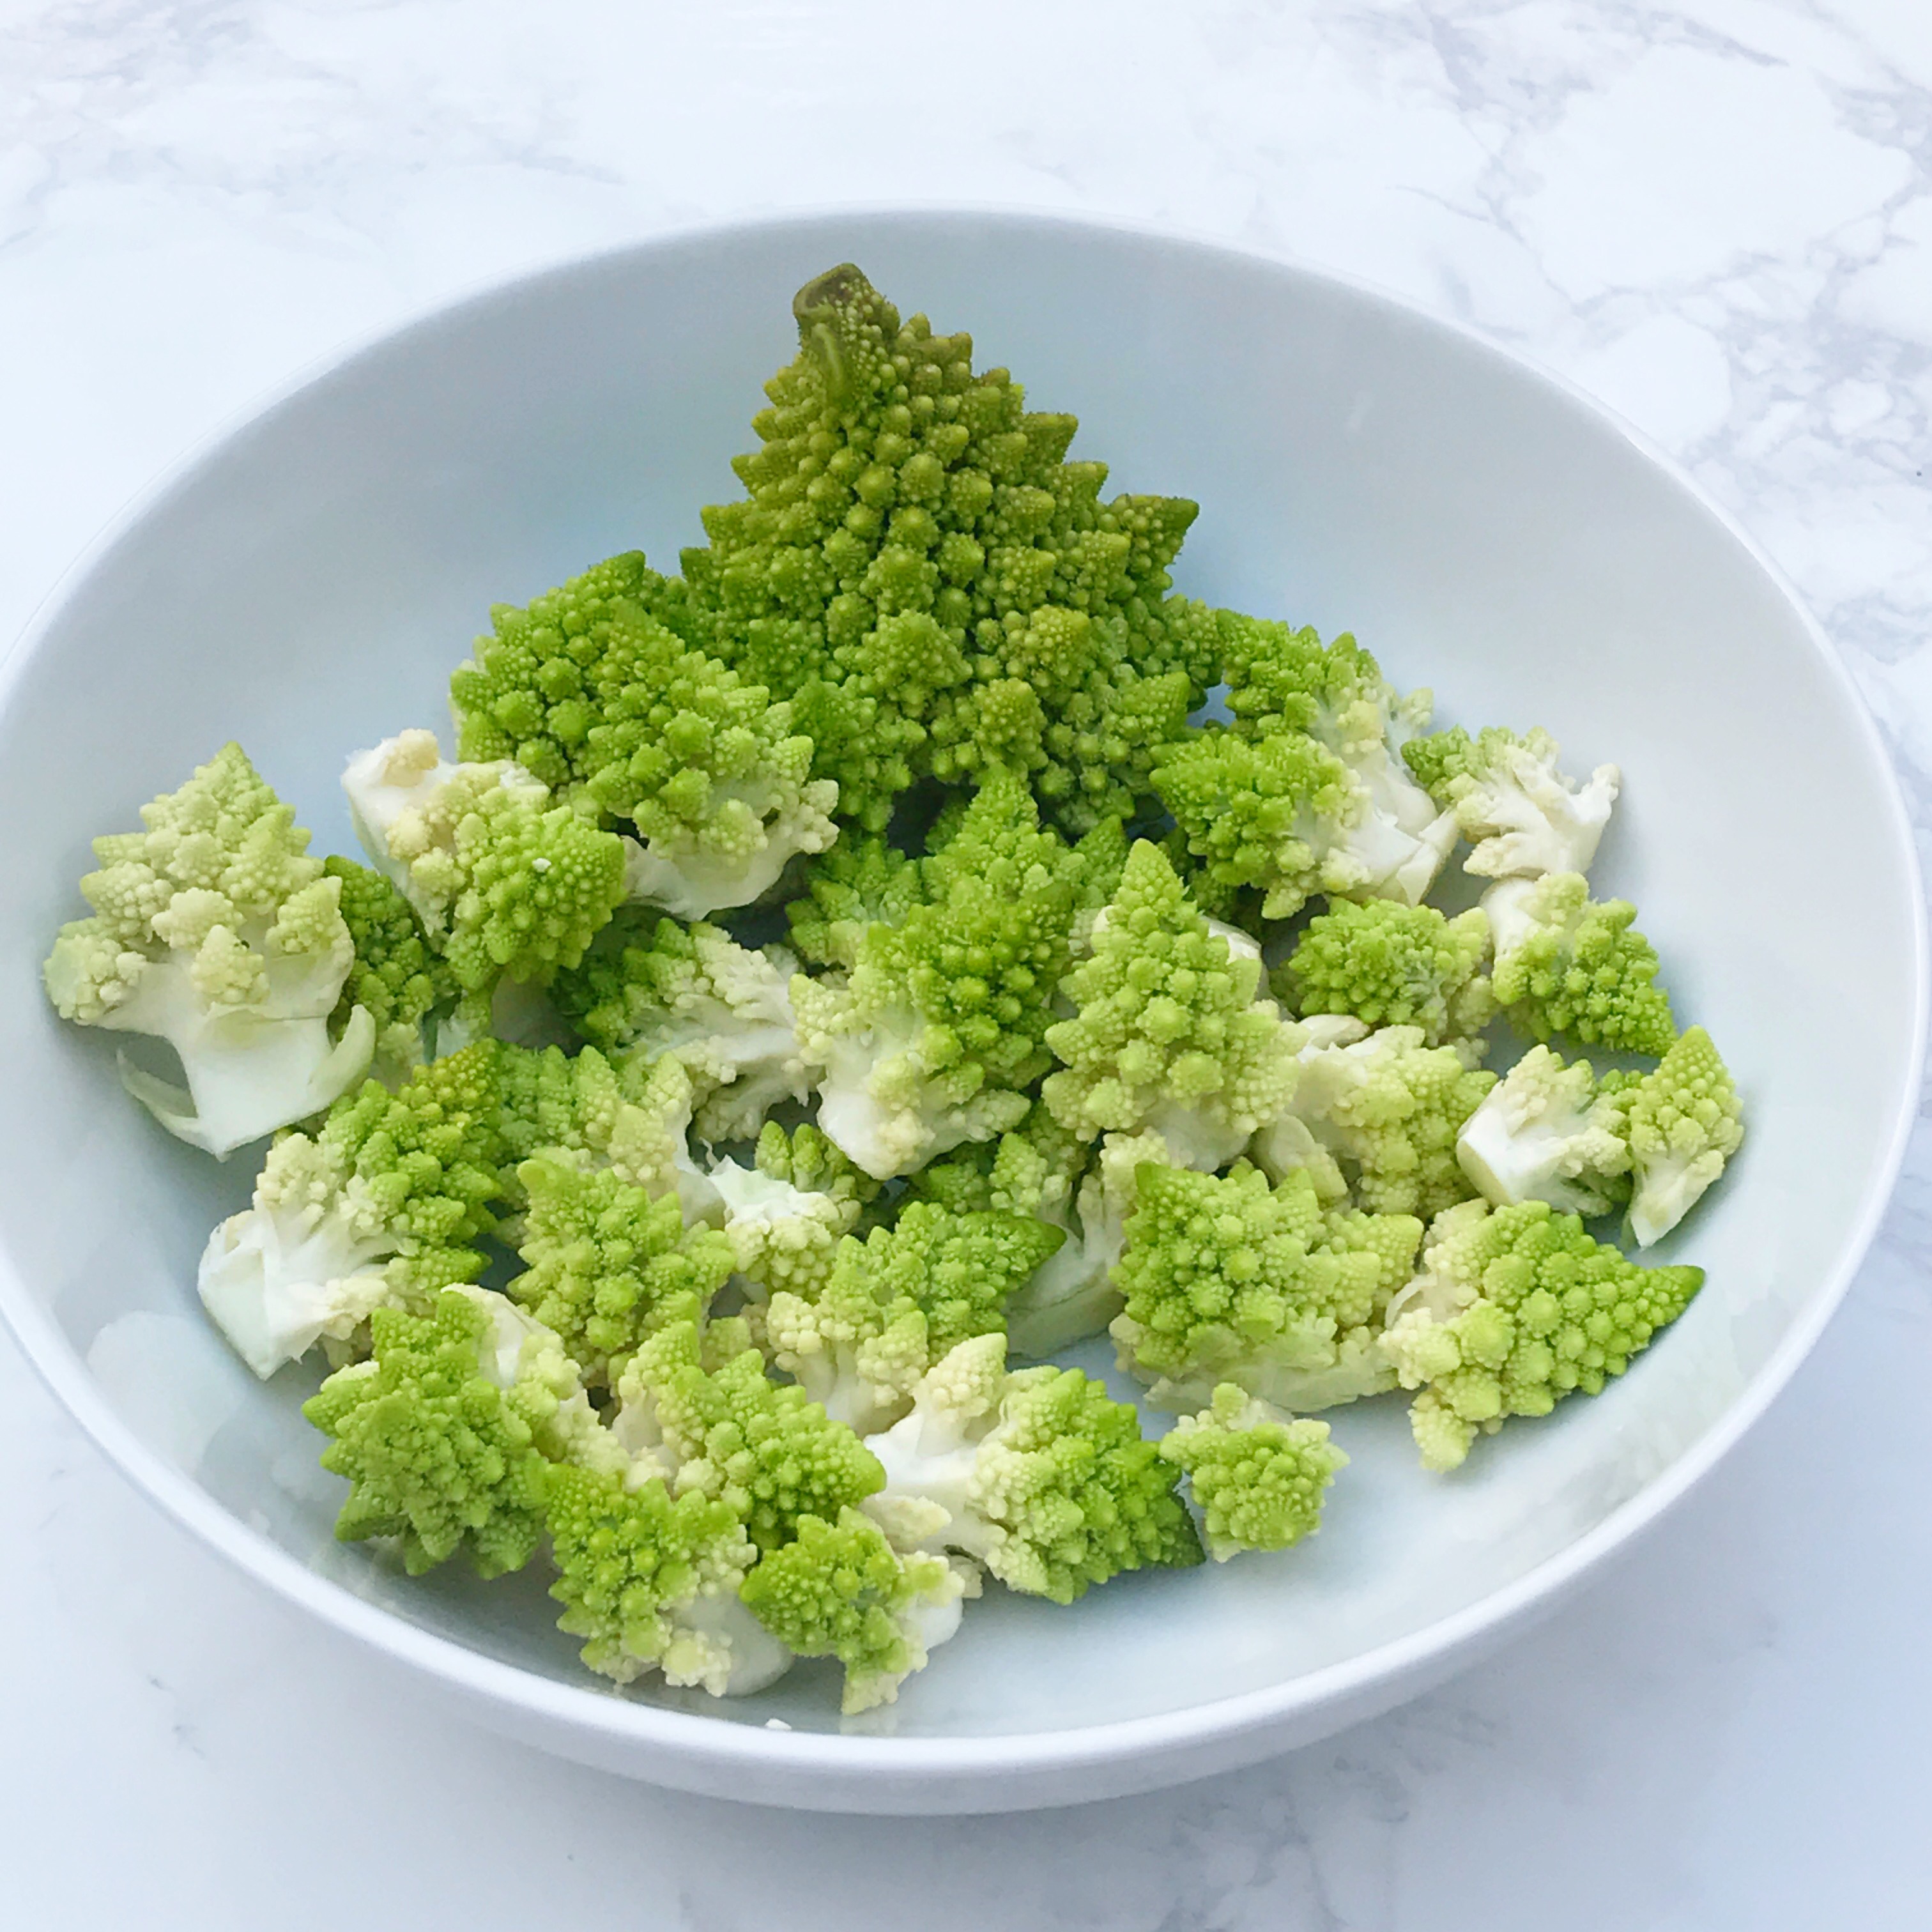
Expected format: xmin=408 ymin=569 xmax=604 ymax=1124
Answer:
xmin=0 ymin=211 xmax=1920 ymax=1814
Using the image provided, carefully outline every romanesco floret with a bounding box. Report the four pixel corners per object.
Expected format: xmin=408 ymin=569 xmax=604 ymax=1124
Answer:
xmin=861 ymin=1333 xmax=1203 ymax=1601
xmin=1484 ymin=873 xmax=1676 ymax=1056
xmin=1042 ymin=840 xmax=1303 ymax=1169
xmin=739 ymin=1506 xmax=965 ymax=1714
xmin=302 ymin=1288 xmax=558 ymax=1577
xmin=785 ymin=832 xmax=927 ymax=967
xmin=763 ymin=1201 xmax=1063 ymax=1434
xmin=42 ymin=742 xmax=375 ymax=1154
xmin=1255 ymin=1021 xmax=1496 ymax=1218
xmin=707 ymin=1121 xmax=874 ymax=1301
xmin=1620 ymin=1026 xmax=1744 ymax=1246
xmin=683 ymin=263 xmax=1213 ymax=833
xmin=1379 ymin=1198 xmax=1704 ymax=1469
xmin=197 ymin=1042 xmax=505 ymax=1377
xmin=551 ymin=910 xmax=808 ymax=1142
xmin=1279 ymin=898 xmax=1494 ymax=1045
xmin=1403 ymin=724 xmax=1620 ymax=880
xmin=1111 ymin=1163 xmax=1420 ymax=1413
xmin=507 ymin=1155 xmax=733 ymax=1383
xmin=1455 ymin=1043 xmax=1632 ymax=1217
xmin=324 ymin=855 xmax=457 ymax=1084
xmin=613 ymin=1318 xmax=884 ymax=1549
xmin=1158 ymin=1384 xmax=1347 ymax=1559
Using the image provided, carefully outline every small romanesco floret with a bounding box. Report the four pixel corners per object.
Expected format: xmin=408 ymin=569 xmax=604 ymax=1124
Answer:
xmin=1279 ymin=898 xmax=1494 ymax=1045
xmin=197 ymin=1043 xmax=505 ymax=1378
xmin=1455 ymin=1044 xmax=1632 ymax=1218
xmin=551 ymin=911 xmax=808 ymax=1142
xmin=861 ymin=1333 xmax=1204 ymax=1601
xmin=1403 ymin=725 xmax=1620 ymax=880
xmin=544 ymin=1463 xmax=774 ymax=1696
xmin=793 ymin=772 xmax=1084 ymax=1178
xmin=740 ymin=1507 xmax=966 ymax=1715
xmin=763 ymin=1201 xmax=1063 ymax=1435
xmin=42 ymin=742 xmax=375 ymax=1155
xmin=613 ymin=1319 xmax=884 ymax=1551
xmin=1157 ymin=1384 xmax=1347 ymax=1560
xmin=302 ymin=1288 xmax=560 ymax=1578
xmin=1621 ymin=1026 xmax=1744 ymax=1246
xmin=785 ymin=834 xmax=928 ymax=968
xmin=506 ymin=1156 xmax=735 ymax=1384
xmin=1042 ymin=840 xmax=1303 ymax=1169
xmin=1485 ymin=873 xmax=1676 ymax=1056
xmin=1252 ymin=1022 xmax=1496 ymax=1220
xmin=707 ymin=1122 xmax=874 ymax=1302
xmin=1110 ymin=1163 xmax=1421 ymax=1414
xmin=1379 ymin=1199 xmax=1704 ymax=1471
xmin=324 ymin=855 xmax=457 ymax=1083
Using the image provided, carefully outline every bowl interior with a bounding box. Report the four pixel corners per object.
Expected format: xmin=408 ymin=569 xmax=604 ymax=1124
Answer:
xmin=0 ymin=213 xmax=1917 ymax=1745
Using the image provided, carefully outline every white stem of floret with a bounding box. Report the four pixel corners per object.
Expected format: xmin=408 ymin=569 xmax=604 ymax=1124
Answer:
xmin=1459 ymin=751 xmax=1621 ymax=881
xmin=680 ymin=1590 xmax=796 ymax=1698
xmin=1480 ymin=876 xmax=1542 ymax=963
xmin=1455 ymin=1074 xmax=1618 ymax=1217
xmin=621 ymin=778 xmax=838 ymax=921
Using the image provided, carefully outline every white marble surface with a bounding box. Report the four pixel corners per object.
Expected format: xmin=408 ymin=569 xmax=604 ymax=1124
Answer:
xmin=3 ymin=1 xmax=1929 ymax=1924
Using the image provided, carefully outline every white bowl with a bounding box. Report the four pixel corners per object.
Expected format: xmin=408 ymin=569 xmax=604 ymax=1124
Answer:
xmin=0 ymin=211 xmax=1920 ymax=1814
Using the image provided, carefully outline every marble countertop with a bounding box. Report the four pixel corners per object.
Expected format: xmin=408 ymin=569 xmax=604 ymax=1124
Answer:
xmin=4 ymin=3 xmax=1929 ymax=1926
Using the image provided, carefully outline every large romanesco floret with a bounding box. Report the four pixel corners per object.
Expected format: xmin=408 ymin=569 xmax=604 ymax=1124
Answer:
xmin=1455 ymin=1043 xmax=1632 ymax=1218
xmin=324 ymin=855 xmax=458 ymax=1084
xmin=342 ymin=729 xmax=626 ymax=997
xmin=861 ymin=1333 xmax=1203 ymax=1601
xmin=1278 ymin=898 xmax=1494 ymax=1045
xmin=1111 ymin=1163 xmax=1421 ymax=1414
xmin=683 ymin=263 xmax=1213 ymax=834
xmin=740 ymin=1506 xmax=967 ymax=1714
xmin=1619 ymin=1026 xmax=1744 ymax=1246
xmin=707 ymin=1121 xmax=877 ymax=1303
xmin=1484 ymin=872 xmax=1676 ymax=1055
xmin=613 ymin=1318 xmax=884 ymax=1549
xmin=198 ymin=1043 xmax=505 ymax=1377
xmin=303 ymin=1287 xmax=567 ymax=1577
xmin=448 ymin=552 xmax=839 ymax=918
xmin=1404 ymin=725 xmax=1620 ymax=880
xmin=1252 ymin=1020 xmax=1496 ymax=1218
xmin=544 ymin=1463 xmax=775 ymax=1695
xmin=42 ymin=742 xmax=375 ymax=1155
xmin=505 ymin=1156 xmax=735 ymax=1385
xmin=1380 ymin=1198 xmax=1704 ymax=1470
xmin=551 ymin=910 xmax=808 ymax=1142
xmin=763 ymin=1202 xmax=1062 ymax=1434
xmin=793 ymin=771 xmax=1084 ymax=1177
xmin=1042 ymin=840 xmax=1303 ymax=1169
xmin=785 ymin=832 xmax=928 ymax=968
xmin=1157 ymin=1384 xmax=1347 ymax=1560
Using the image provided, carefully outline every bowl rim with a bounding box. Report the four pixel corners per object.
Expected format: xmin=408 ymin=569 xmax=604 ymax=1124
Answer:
xmin=1 ymin=203 xmax=1923 ymax=1796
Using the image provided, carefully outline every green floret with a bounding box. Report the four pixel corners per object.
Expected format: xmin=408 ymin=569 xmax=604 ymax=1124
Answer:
xmin=1620 ymin=1026 xmax=1744 ymax=1246
xmin=1380 ymin=1198 xmax=1705 ymax=1469
xmin=1485 ymin=873 xmax=1676 ymax=1055
xmin=324 ymin=855 xmax=458 ymax=1083
xmin=550 ymin=911 xmax=807 ymax=1142
xmin=740 ymin=1507 xmax=965 ymax=1714
xmin=1111 ymin=1163 xmax=1420 ymax=1413
xmin=862 ymin=1333 xmax=1204 ymax=1602
xmin=708 ymin=1121 xmax=877 ymax=1301
xmin=303 ymin=1288 xmax=556 ymax=1578
xmin=197 ymin=1042 xmax=506 ymax=1378
xmin=1043 ymin=840 xmax=1302 ymax=1169
xmin=1158 ymin=1384 xmax=1347 ymax=1559
xmin=794 ymin=770 xmax=1084 ymax=1177
xmin=683 ymin=262 xmax=1211 ymax=831
xmin=763 ymin=1201 xmax=1063 ymax=1434
xmin=785 ymin=833 xmax=928 ymax=967
xmin=42 ymin=741 xmax=374 ymax=1155
xmin=1280 ymin=898 xmax=1494 ymax=1044
xmin=1254 ymin=1020 xmax=1496 ymax=1218
xmin=1454 ymin=1043 xmax=1632 ymax=1217
xmin=507 ymin=1156 xmax=733 ymax=1383
xmin=1402 ymin=724 xmax=1620 ymax=880
xmin=544 ymin=1462 xmax=767 ymax=1694
xmin=614 ymin=1319 xmax=884 ymax=1549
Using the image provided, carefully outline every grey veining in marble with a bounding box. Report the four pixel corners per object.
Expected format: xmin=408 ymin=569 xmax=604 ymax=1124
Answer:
xmin=3 ymin=3 xmax=1929 ymax=1926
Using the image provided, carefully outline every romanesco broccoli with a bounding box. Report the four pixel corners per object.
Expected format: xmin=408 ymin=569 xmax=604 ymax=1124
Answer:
xmin=1620 ymin=1025 xmax=1744 ymax=1245
xmin=1158 ymin=1384 xmax=1347 ymax=1558
xmin=1279 ymin=898 xmax=1493 ymax=1044
xmin=1403 ymin=724 xmax=1620 ymax=880
xmin=1455 ymin=1043 xmax=1632 ymax=1217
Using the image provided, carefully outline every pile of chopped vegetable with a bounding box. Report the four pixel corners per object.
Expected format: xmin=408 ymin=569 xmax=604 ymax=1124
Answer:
xmin=42 ymin=264 xmax=1743 ymax=1717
